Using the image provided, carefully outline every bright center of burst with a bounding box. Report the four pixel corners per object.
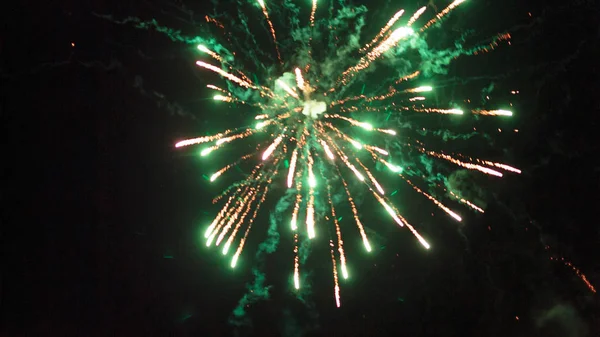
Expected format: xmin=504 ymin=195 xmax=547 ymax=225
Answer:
xmin=301 ymin=99 xmax=327 ymax=119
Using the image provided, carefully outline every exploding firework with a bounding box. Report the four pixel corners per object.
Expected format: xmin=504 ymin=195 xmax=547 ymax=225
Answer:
xmin=173 ymin=0 xmax=521 ymax=307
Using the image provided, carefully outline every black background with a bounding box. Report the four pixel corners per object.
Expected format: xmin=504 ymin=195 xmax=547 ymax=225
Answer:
xmin=2 ymin=0 xmax=599 ymax=336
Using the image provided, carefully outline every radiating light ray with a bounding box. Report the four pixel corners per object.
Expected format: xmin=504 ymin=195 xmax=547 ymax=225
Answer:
xmin=377 ymin=196 xmax=405 ymax=227
xmin=360 ymin=9 xmax=405 ymax=52
xmin=550 ymin=256 xmax=597 ymax=294
xmin=210 ymin=153 xmax=254 ymax=182
xmin=339 ymin=26 xmax=414 ymax=84
xmin=482 ymin=162 xmax=521 ymax=174
xmin=309 ymin=0 xmax=318 ymax=27
xmin=276 ymin=79 xmax=300 ymax=99
xmin=427 ymin=151 xmax=503 ymax=177
xmin=365 ymin=145 xmax=389 ymax=156
xmin=356 ymin=159 xmax=384 ymax=195
xmin=257 ymin=0 xmax=283 ymax=64
xmin=294 ymin=68 xmax=306 ymax=92
xmin=472 ymin=109 xmax=513 ymax=116
xmin=293 ymin=233 xmax=300 ymax=289
xmin=329 ymin=239 xmax=341 ymax=307
xmin=222 ymin=187 xmax=261 ymax=254
xmin=320 ymin=140 xmax=335 ymax=160
xmin=401 ymin=175 xmax=462 ymax=221
xmin=197 ymin=44 xmax=223 ymax=62
xmin=207 ymin=84 xmax=227 ymax=92
xmin=327 ymin=186 xmax=348 ymax=279
xmin=216 ymin=130 xmax=254 ymax=146
xmin=231 ymin=182 xmax=271 ymax=268
xmin=176 ymin=127 xmax=244 ymax=147
xmin=412 ymin=108 xmax=463 ymax=115
xmin=213 ymin=94 xmax=234 ymax=102
xmin=449 ymin=191 xmax=485 ymax=213
xmin=262 ymin=132 xmax=285 ymax=160
xmin=196 ymin=61 xmax=257 ymax=89
xmin=407 ymin=6 xmax=427 ymax=26
xmin=420 ymin=0 xmax=466 ymax=31
xmin=395 ymin=70 xmax=420 ymax=84
xmin=337 ymin=168 xmax=371 ymax=252
xmin=288 ymin=149 xmax=298 ymax=187
xmin=216 ymin=189 xmax=255 ymax=246
xmin=405 ymin=86 xmax=432 ymax=93
xmin=306 ymin=149 xmax=316 ymax=238
xmin=396 ymin=212 xmax=430 ymax=249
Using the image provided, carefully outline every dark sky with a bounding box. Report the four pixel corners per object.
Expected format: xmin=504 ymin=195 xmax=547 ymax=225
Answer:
xmin=2 ymin=0 xmax=599 ymax=336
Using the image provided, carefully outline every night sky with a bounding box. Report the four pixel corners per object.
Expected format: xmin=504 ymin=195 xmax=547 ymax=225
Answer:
xmin=2 ymin=0 xmax=599 ymax=336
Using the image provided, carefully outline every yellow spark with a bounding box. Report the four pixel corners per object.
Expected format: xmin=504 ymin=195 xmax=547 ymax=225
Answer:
xmin=406 ymin=86 xmax=432 ymax=93
xmin=413 ymin=108 xmax=464 ymax=115
xmin=402 ymin=176 xmax=462 ymax=221
xmin=287 ymin=149 xmax=298 ymax=188
xmin=293 ymin=233 xmax=300 ymax=289
xmin=309 ymin=0 xmax=318 ymax=27
xmin=306 ymin=149 xmax=316 ymax=238
xmin=330 ymin=240 xmax=341 ymax=308
xmin=257 ymin=0 xmax=282 ymax=64
xmin=421 ymin=0 xmax=466 ymax=31
xmin=231 ymin=183 xmax=271 ymax=268
xmin=364 ymin=145 xmax=389 ymax=156
xmin=360 ymin=9 xmax=405 ymax=52
xmin=197 ymin=44 xmax=223 ymax=62
xmin=328 ymin=186 xmax=348 ymax=280
xmin=306 ymin=194 xmax=315 ymax=238
xmin=473 ymin=109 xmax=513 ymax=116
xmin=449 ymin=191 xmax=484 ymax=213
xmin=207 ymin=84 xmax=227 ymax=92
xmin=294 ymin=67 xmax=305 ymax=90
xmin=340 ymin=173 xmax=371 ymax=252
xmin=320 ymin=140 xmax=335 ymax=160
xmin=216 ymin=130 xmax=253 ymax=145
xmin=428 ymin=151 xmax=503 ymax=177
xmin=276 ymin=79 xmax=299 ymax=98
xmin=213 ymin=94 xmax=233 ymax=102
xmin=379 ymin=198 xmax=405 ymax=227
xmin=196 ymin=61 xmax=257 ymax=89
xmin=407 ymin=6 xmax=427 ymax=26
xmin=175 ymin=128 xmax=240 ymax=147
xmin=395 ymin=70 xmax=420 ymax=84
xmin=357 ymin=159 xmax=384 ymax=195
xmin=210 ymin=153 xmax=254 ymax=182
xmin=262 ymin=133 xmax=285 ymax=160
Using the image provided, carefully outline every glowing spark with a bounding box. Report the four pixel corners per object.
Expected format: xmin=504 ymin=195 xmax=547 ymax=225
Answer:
xmin=288 ymin=149 xmax=298 ymax=188
xmin=276 ymin=79 xmax=299 ymax=98
xmin=262 ymin=133 xmax=285 ymax=160
xmin=294 ymin=68 xmax=305 ymax=91
xmin=406 ymin=86 xmax=432 ymax=93
xmin=310 ymin=0 xmax=318 ymax=27
xmin=196 ymin=61 xmax=257 ymax=89
xmin=473 ymin=109 xmax=513 ymax=116
xmin=213 ymin=94 xmax=233 ymax=102
xmin=407 ymin=6 xmax=427 ymax=26
xmin=361 ymin=9 xmax=405 ymax=52
xmin=320 ymin=140 xmax=335 ymax=160
xmin=257 ymin=0 xmax=283 ymax=64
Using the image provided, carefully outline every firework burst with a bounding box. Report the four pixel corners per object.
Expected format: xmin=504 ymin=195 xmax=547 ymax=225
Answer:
xmin=175 ymin=0 xmax=521 ymax=307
